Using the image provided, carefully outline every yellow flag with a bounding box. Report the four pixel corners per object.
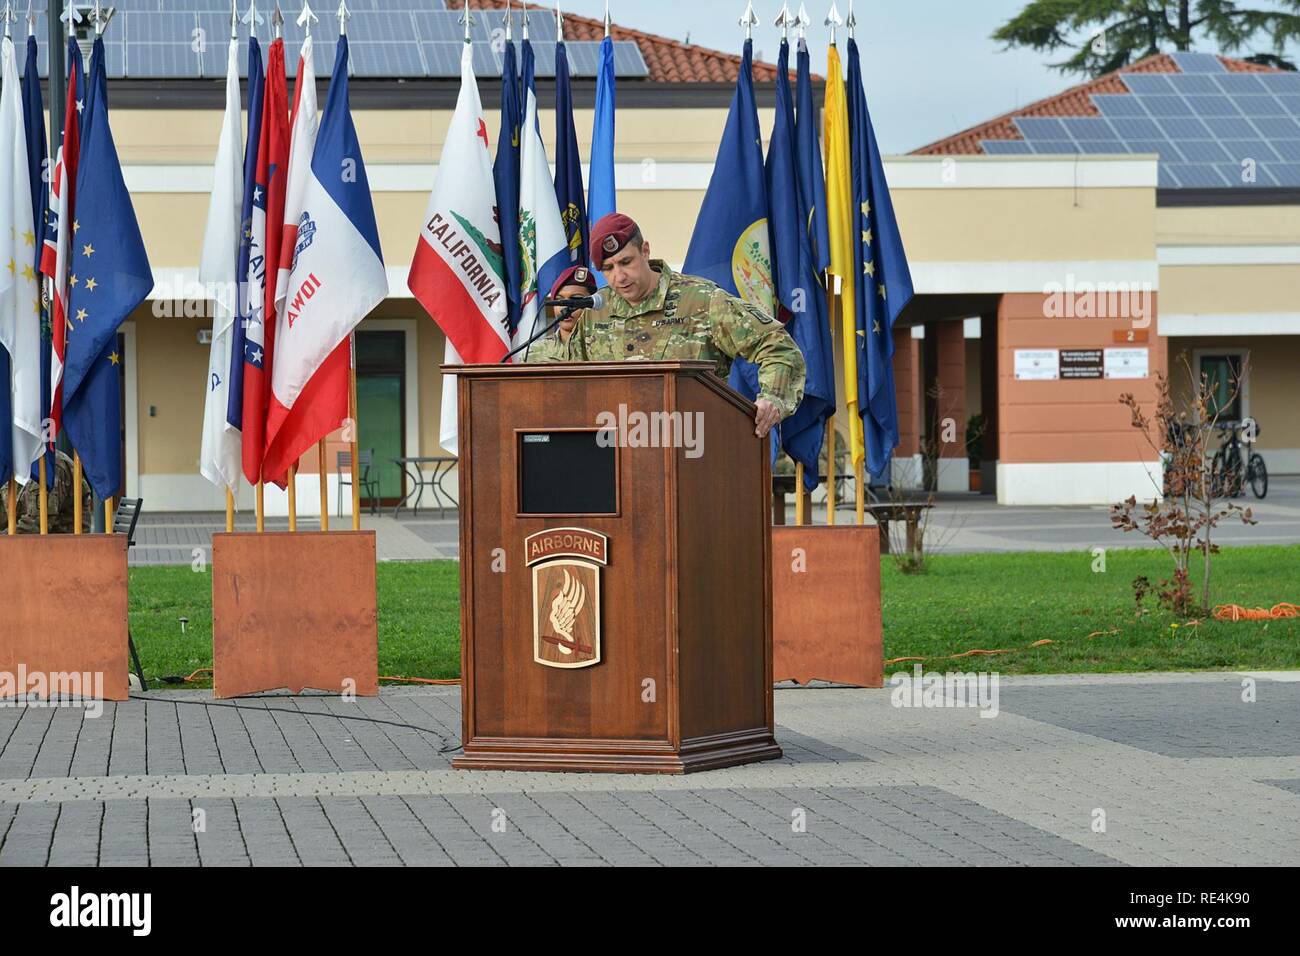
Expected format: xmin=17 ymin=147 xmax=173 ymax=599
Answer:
xmin=824 ymin=44 xmax=863 ymax=469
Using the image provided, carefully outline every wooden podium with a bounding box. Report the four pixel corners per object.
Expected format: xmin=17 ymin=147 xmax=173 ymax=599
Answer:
xmin=449 ymin=361 xmax=782 ymax=773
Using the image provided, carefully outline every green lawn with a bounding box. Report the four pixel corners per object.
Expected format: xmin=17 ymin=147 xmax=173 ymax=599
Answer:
xmin=128 ymin=544 xmax=1300 ymax=685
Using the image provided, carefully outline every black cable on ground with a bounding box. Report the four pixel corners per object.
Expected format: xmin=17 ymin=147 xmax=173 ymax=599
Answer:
xmin=128 ymin=693 xmax=463 ymax=754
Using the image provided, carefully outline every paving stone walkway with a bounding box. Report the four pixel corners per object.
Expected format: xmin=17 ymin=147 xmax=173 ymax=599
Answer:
xmin=2 ymin=672 xmax=1297 ymax=866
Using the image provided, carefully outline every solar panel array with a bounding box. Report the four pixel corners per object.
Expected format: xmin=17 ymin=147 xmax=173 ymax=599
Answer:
xmin=981 ymin=51 xmax=1300 ymax=188
xmin=15 ymin=1 xmax=649 ymax=80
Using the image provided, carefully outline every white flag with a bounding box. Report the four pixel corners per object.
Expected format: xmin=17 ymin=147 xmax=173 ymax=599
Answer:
xmin=516 ymin=76 xmax=568 ymax=350
xmin=198 ymin=37 xmax=245 ymax=494
xmin=0 ymin=36 xmax=42 ymax=482
xmin=407 ymin=44 xmax=510 ymax=455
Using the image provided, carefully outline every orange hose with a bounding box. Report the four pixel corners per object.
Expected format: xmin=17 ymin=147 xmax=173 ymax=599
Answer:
xmin=1212 ymin=602 xmax=1299 ymax=622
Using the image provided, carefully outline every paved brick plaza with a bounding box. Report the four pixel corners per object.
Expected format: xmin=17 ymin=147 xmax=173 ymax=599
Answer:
xmin=1 ymin=672 xmax=1297 ymax=866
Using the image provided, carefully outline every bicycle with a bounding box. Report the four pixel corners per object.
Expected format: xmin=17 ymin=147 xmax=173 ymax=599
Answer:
xmin=1210 ymin=418 xmax=1268 ymax=500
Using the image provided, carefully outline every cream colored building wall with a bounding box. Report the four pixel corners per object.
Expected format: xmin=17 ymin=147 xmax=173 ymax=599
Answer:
xmin=1167 ymin=335 xmax=1300 ymax=473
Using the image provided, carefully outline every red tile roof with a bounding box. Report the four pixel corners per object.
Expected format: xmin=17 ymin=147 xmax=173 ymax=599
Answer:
xmin=451 ymin=0 xmax=807 ymax=83
xmin=913 ymin=53 xmax=1281 ymax=155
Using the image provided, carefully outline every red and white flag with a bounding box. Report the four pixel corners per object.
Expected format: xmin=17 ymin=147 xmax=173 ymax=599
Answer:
xmin=40 ymin=43 xmax=82 ymax=447
xmin=408 ymin=43 xmax=509 ymax=454
xmin=241 ymin=37 xmax=289 ymax=486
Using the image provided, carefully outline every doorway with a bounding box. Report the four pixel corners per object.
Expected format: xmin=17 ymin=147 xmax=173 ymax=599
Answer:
xmin=355 ymin=330 xmax=406 ymax=508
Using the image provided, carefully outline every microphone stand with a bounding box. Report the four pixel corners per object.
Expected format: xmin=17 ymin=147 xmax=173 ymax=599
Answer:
xmin=501 ymin=308 xmax=577 ymax=364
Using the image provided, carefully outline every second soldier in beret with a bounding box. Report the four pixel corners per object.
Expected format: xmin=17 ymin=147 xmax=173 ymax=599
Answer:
xmin=527 ymin=212 xmax=806 ymax=438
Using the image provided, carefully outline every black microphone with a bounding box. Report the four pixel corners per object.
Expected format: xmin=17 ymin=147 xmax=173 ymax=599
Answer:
xmin=500 ymin=292 xmax=606 ymax=364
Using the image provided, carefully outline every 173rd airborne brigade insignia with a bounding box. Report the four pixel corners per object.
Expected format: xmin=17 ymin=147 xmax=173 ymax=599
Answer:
xmin=526 ymin=528 xmax=607 ymax=669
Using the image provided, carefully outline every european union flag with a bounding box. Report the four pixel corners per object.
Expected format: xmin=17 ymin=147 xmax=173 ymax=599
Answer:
xmin=848 ymin=38 xmax=913 ymax=480
xmin=494 ymin=32 xmax=523 ymax=337
xmin=227 ymin=35 xmax=264 ymax=433
xmin=62 ymin=40 xmax=153 ymax=498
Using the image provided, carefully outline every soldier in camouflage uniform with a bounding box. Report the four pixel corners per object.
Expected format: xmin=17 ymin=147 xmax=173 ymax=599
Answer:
xmin=528 ymin=213 xmax=806 ymax=438
xmin=0 ymin=451 xmax=92 ymax=534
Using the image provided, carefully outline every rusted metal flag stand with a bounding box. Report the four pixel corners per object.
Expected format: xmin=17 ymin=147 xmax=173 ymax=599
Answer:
xmin=2 ymin=457 xmax=132 ymax=702
xmin=210 ymin=335 xmax=379 ymax=699
xmin=770 ymin=177 xmax=884 ymax=689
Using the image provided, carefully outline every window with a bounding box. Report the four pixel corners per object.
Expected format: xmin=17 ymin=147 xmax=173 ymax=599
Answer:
xmin=1198 ymin=353 xmax=1246 ymax=422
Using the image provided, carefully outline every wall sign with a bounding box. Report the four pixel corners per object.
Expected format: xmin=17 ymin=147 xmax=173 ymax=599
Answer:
xmin=1104 ymin=347 xmax=1149 ymax=379
xmin=1060 ymin=349 xmax=1104 ymax=379
xmin=1014 ymin=349 xmax=1060 ymax=380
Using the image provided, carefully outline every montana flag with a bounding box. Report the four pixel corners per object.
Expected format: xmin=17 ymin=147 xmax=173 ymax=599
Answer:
xmin=262 ymin=35 xmax=386 ymax=486
xmin=683 ymin=38 xmax=775 ymax=441
xmin=516 ymin=38 xmax=568 ymax=350
xmin=848 ymin=37 xmax=913 ymax=480
xmin=199 ymin=36 xmax=245 ymax=494
xmin=408 ymin=42 xmax=509 ymax=454
xmin=22 ymin=30 xmax=52 ymax=488
xmin=0 ymin=34 xmax=42 ymax=483
xmin=683 ymin=38 xmax=774 ymax=317
xmin=767 ymin=39 xmax=834 ymax=491
xmin=241 ymin=37 xmax=288 ymax=485
xmin=824 ymin=41 xmax=861 ymax=469
xmin=553 ymin=40 xmax=588 ymax=267
xmin=493 ymin=31 xmax=523 ymax=337
xmin=587 ymin=33 xmax=617 ymax=261
xmin=41 ymin=38 xmax=83 ymax=452
xmin=63 ymin=38 xmax=152 ymax=499
xmin=226 ymin=35 xmax=264 ymax=442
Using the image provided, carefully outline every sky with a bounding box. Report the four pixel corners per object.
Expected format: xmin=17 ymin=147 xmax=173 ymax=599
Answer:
xmin=556 ymin=0 xmax=1300 ymax=154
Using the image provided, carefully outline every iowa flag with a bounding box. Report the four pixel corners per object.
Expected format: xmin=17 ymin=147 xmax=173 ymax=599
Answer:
xmin=408 ymin=43 xmax=509 ymax=453
xmin=262 ymin=35 xmax=386 ymax=485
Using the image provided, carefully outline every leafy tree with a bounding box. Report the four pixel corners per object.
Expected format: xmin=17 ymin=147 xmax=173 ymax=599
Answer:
xmin=994 ymin=0 xmax=1300 ymax=76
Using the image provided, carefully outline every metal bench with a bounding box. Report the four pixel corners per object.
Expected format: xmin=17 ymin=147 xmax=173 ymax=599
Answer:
xmin=113 ymin=498 xmax=148 ymax=691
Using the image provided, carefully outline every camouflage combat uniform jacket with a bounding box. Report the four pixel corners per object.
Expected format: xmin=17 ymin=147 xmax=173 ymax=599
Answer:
xmin=0 ymin=451 xmax=92 ymax=534
xmin=527 ymin=261 xmax=806 ymax=417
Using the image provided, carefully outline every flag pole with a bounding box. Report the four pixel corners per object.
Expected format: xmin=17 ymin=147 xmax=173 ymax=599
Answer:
xmin=825 ymin=281 xmax=837 ymax=526
xmin=349 ymin=333 xmax=360 ymax=530
xmin=5 ymin=479 xmax=14 ymax=534
xmin=322 ymin=0 xmax=351 ymax=533
xmin=256 ymin=479 xmax=264 ymax=531
xmin=317 ymin=440 xmax=328 ymax=530
xmin=72 ymin=451 xmax=82 ymax=533
xmin=38 ymin=454 xmax=47 ymax=533
xmin=287 ymin=463 xmax=296 ymax=530
xmin=104 ymin=495 xmax=113 ymax=533
xmin=225 ymin=487 xmax=234 ymax=532
xmin=794 ymin=462 xmax=804 ymax=525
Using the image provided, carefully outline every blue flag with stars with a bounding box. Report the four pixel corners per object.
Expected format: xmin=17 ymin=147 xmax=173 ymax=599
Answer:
xmin=62 ymin=39 xmax=153 ymax=499
xmin=848 ymin=38 xmax=913 ymax=480
xmin=227 ymin=35 xmax=264 ymax=433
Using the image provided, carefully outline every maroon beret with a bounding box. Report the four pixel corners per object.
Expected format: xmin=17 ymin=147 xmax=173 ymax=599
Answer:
xmin=548 ymin=265 xmax=597 ymax=302
xmin=589 ymin=212 xmax=640 ymax=269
